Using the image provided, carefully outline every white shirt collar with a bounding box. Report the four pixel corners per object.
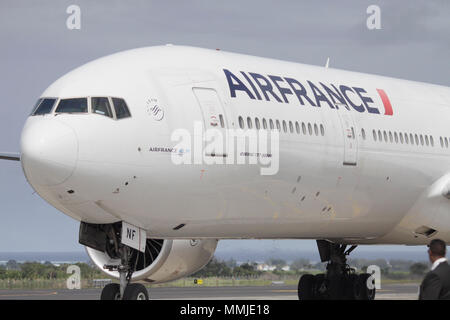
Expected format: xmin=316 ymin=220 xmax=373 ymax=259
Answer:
xmin=431 ymin=257 xmax=447 ymax=271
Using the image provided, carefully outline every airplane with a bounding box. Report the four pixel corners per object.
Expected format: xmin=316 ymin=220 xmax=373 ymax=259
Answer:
xmin=1 ymin=44 xmax=449 ymax=300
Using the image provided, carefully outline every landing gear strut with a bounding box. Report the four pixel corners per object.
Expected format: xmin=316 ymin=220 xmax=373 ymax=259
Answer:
xmin=298 ymin=240 xmax=376 ymax=300
xmin=100 ymin=224 xmax=148 ymax=300
xmin=79 ymin=222 xmax=150 ymax=300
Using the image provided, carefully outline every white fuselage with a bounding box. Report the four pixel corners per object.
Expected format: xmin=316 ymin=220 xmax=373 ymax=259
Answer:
xmin=20 ymin=45 xmax=450 ymax=245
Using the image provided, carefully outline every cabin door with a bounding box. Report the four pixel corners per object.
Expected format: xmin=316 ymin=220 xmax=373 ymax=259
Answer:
xmin=192 ymin=87 xmax=229 ymax=158
xmin=335 ymin=106 xmax=358 ymax=166
xmin=192 ymin=87 xmax=228 ymax=131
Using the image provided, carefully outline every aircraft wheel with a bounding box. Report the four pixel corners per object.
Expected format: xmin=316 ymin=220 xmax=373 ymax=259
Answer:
xmin=327 ymin=274 xmax=346 ymax=300
xmin=353 ymin=273 xmax=376 ymax=300
xmin=123 ymin=283 xmax=149 ymax=300
xmin=298 ymin=274 xmax=316 ymax=300
xmin=344 ymin=274 xmax=358 ymax=300
xmin=313 ymin=273 xmax=327 ymax=300
xmin=100 ymin=283 xmax=121 ymax=300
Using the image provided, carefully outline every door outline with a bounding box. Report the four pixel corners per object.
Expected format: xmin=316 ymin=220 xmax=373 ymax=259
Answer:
xmin=192 ymin=87 xmax=228 ymax=130
xmin=192 ymin=87 xmax=229 ymax=158
xmin=335 ymin=107 xmax=358 ymax=166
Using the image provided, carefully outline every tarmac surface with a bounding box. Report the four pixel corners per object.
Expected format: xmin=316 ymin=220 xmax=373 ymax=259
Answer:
xmin=0 ymin=283 xmax=420 ymax=300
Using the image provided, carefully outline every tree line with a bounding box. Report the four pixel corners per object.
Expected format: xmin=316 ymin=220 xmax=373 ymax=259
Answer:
xmin=0 ymin=260 xmax=103 ymax=280
xmin=0 ymin=257 xmax=430 ymax=280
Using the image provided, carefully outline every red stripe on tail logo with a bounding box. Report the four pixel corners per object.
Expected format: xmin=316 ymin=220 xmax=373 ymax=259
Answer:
xmin=376 ymin=89 xmax=393 ymax=116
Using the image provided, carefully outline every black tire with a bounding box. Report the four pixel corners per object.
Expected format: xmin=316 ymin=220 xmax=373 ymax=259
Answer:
xmin=100 ymin=283 xmax=121 ymax=300
xmin=327 ymin=274 xmax=345 ymax=300
xmin=354 ymin=273 xmax=376 ymax=300
xmin=123 ymin=283 xmax=149 ymax=300
xmin=313 ymin=274 xmax=326 ymax=300
xmin=344 ymin=274 xmax=358 ymax=300
xmin=363 ymin=273 xmax=376 ymax=300
xmin=298 ymin=274 xmax=316 ymax=300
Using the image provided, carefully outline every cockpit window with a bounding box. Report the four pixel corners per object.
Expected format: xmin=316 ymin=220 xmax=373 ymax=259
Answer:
xmin=31 ymin=99 xmax=42 ymax=115
xmin=112 ymin=98 xmax=131 ymax=119
xmin=32 ymin=98 xmax=57 ymax=115
xmin=55 ymin=98 xmax=88 ymax=113
xmin=91 ymin=97 xmax=113 ymax=118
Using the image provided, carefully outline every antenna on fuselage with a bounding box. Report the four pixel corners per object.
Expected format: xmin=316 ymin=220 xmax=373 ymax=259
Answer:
xmin=325 ymin=57 xmax=330 ymax=69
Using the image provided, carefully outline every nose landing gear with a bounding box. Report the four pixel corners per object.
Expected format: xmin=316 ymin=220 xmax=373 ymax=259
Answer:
xmin=102 ymin=244 xmax=149 ymax=300
xmin=79 ymin=222 xmax=150 ymax=300
xmin=298 ymin=240 xmax=376 ymax=300
xmin=100 ymin=225 xmax=148 ymax=300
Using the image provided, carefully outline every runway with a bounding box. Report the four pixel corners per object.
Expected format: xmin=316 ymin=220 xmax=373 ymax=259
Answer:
xmin=0 ymin=283 xmax=419 ymax=300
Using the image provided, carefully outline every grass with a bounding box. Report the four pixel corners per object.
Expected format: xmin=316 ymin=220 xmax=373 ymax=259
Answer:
xmin=0 ymin=274 xmax=422 ymax=290
xmin=152 ymin=277 xmax=287 ymax=288
xmin=0 ymin=279 xmax=90 ymax=290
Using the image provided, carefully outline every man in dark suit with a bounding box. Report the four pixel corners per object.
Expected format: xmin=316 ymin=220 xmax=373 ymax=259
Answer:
xmin=419 ymin=239 xmax=450 ymax=300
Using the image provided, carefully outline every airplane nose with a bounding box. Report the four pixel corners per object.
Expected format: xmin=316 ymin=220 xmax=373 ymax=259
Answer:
xmin=20 ymin=119 xmax=78 ymax=187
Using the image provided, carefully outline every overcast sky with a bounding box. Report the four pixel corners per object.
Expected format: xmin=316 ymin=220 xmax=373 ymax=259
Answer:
xmin=0 ymin=0 xmax=448 ymax=254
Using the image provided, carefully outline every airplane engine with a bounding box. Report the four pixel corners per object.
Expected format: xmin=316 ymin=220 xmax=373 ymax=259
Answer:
xmin=86 ymin=238 xmax=218 ymax=283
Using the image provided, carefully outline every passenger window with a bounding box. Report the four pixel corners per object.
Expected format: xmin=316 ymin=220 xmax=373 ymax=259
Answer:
xmin=394 ymin=132 xmax=398 ymax=143
xmin=255 ymin=118 xmax=260 ymax=130
xmin=247 ymin=117 xmax=253 ymax=129
xmin=219 ymin=114 xmax=225 ymax=128
xmin=32 ymin=98 xmax=57 ymax=115
xmin=289 ymin=121 xmax=294 ymax=133
xmin=425 ymin=135 xmax=429 ymax=146
xmin=262 ymin=118 xmax=267 ymax=130
xmin=445 ymin=138 xmax=449 ymax=148
xmin=295 ymin=122 xmax=300 ymax=134
xmin=320 ymin=124 xmax=325 ymax=136
xmin=238 ymin=116 xmax=244 ymax=129
xmin=302 ymin=122 xmax=307 ymax=135
xmin=314 ymin=124 xmax=319 ymax=136
xmin=56 ymin=98 xmax=88 ymax=113
xmin=112 ymin=98 xmax=131 ymax=119
xmin=269 ymin=119 xmax=274 ymax=130
xmin=399 ymin=133 xmax=404 ymax=144
xmin=420 ymin=135 xmax=424 ymax=146
xmin=415 ymin=134 xmax=419 ymax=145
xmin=361 ymin=128 xmax=366 ymax=140
xmin=276 ymin=120 xmax=281 ymax=131
xmin=373 ymin=130 xmax=377 ymax=141
xmin=440 ymin=137 xmax=444 ymax=148
xmin=389 ymin=131 xmax=393 ymax=143
xmin=282 ymin=120 xmax=287 ymax=133
xmin=308 ymin=123 xmax=312 ymax=135
xmin=430 ymin=136 xmax=434 ymax=147
xmin=91 ymin=97 xmax=113 ymax=118
xmin=405 ymin=133 xmax=409 ymax=144
xmin=378 ymin=130 xmax=382 ymax=141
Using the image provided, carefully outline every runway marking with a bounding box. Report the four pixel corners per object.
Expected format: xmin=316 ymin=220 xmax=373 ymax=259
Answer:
xmin=0 ymin=291 xmax=58 ymax=297
xmin=0 ymin=283 xmax=419 ymax=300
xmin=271 ymin=289 xmax=395 ymax=293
